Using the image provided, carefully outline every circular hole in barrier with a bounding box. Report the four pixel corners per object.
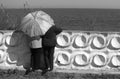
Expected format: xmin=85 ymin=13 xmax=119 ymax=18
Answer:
xmin=6 ymin=55 xmax=17 ymax=64
xmin=73 ymin=54 xmax=88 ymax=66
xmin=5 ymin=35 xmax=12 ymax=45
xmin=74 ymin=35 xmax=87 ymax=48
xmin=92 ymin=54 xmax=106 ymax=67
xmin=56 ymin=53 xmax=70 ymax=66
xmin=5 ymin=35 xmax=18 ymax=47
xmin=56 ymin=33 xmax=70 ymax=47
xmin=111 ymin=55 xmax=120 ymax=67
xmin=92 ymin=36 xmax=105 ymax=48
xmin=110 ymin=37 xmax=120 ymax=49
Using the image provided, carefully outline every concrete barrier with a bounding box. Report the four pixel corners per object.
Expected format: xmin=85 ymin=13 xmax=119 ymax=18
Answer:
xmin=0 ymin=30 xmax=120 ymax=74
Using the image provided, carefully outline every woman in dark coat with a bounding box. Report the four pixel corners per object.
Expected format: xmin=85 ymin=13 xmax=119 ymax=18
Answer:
xmin=42 ymin=25 xmax=62 ymax=75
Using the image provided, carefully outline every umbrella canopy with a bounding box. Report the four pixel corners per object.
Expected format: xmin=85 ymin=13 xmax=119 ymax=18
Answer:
xmin=19 ymin=10 xmax=54 ymax=37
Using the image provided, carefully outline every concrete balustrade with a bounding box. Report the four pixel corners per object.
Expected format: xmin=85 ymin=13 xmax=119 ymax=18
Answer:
xmin=0 ymin=30 xmax=120 ymax=73
xmin=55 ymin=31 xmax=120 ymax=73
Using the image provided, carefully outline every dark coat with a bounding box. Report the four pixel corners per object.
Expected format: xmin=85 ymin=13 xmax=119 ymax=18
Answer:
xmin=42 ymin=25 xmax=62 ymax=47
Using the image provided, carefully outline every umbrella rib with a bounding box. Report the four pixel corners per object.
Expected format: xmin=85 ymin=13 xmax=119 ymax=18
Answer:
xmin=31 ymin=11 xmax=39 ymax=19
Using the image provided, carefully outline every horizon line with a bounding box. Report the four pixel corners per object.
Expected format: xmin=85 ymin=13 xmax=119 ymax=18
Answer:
xmin=1 ymin=7 xmax=120 ymax=10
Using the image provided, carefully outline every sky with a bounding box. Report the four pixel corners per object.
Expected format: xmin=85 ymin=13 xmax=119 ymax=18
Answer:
xmin=0 ymin=0 xmax=120 ymax=9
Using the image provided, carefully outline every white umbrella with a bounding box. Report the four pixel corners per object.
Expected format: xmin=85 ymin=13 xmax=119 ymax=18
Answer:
xmin=19 ymin=10 xmax=54 ymax=37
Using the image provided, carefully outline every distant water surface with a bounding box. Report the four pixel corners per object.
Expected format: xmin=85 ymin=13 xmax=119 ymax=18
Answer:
xmin=2 ymin=8 xmax=120 ymax=32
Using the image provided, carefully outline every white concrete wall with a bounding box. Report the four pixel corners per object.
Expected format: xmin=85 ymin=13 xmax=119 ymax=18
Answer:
xmin=0 ymin=30 xmax=120 ymax=73
xmin=54 ymin=30 xmax=120 ymax=73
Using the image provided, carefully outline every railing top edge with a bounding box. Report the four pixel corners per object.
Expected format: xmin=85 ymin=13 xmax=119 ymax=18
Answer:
xmin=63 ymin=30 xmax=120 ymax=34
xmin=0 ymin=30 xmax=120 ymax=34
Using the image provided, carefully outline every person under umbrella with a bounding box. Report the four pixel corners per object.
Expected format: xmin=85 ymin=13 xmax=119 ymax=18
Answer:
xmin=41 ymin=25 xmax=62 ymax=75
xmin=18 ymin=10 xmax=55 ymax=75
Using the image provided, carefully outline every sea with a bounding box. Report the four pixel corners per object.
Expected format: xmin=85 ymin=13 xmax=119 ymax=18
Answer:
xmin=1 ymin=8 xmax=120 ymax=32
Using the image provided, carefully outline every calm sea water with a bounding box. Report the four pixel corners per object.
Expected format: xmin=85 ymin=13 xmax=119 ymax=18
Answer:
xmin=2 ymin=8 xmax=120 ymax=32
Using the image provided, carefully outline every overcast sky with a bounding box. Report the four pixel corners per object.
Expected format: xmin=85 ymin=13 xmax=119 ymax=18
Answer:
xmin=0 ymin=0 xmax=120 ymax=9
